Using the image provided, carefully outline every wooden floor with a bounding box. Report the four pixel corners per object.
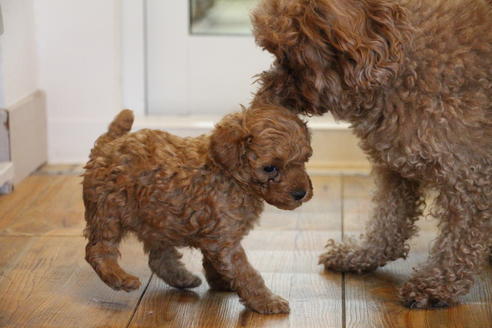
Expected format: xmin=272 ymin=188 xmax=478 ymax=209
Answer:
xmin=0 ymin=168 xmax=491 ymax=328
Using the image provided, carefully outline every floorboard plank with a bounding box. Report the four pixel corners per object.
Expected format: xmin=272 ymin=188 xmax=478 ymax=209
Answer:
xmin=1 ymin=172 xmax=488 ymax=327
xmin=0 ymin=176 xmax=62 ymax=231
xmin=259 ymin=175 xmax=342 ymax=231
xmin=0 ymin=176 xmax=85 ymax=236
xmin=0 ymin=236 xmax=36 ymax=284
xmin=128 ymin=270 xmax=342 ymax=328
xmin=341 ymin=175 xmax=492 ymax=328
xmin=0 ymin=236 xmax=151 ymax=328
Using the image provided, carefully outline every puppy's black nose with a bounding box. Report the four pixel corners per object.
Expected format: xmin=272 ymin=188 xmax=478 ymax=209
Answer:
xmin=291 ymin=190 xmax=306 ymax=201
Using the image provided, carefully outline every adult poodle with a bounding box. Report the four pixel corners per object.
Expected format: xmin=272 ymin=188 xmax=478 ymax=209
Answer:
xmin=252 ymin=0 xmax=492 ymax=308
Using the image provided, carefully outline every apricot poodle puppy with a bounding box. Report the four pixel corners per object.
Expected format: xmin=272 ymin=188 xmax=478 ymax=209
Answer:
xmin=83 ymin=106 xmax=312 ymax=314
xmin=252 ymin=0 xmax=492 ymax=308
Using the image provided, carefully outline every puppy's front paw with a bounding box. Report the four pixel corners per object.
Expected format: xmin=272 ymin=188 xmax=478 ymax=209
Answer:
xmin=244 ymin=294 xmax=290 ymax=314
xmin=399 ymin=280 xmax=453 ymax=309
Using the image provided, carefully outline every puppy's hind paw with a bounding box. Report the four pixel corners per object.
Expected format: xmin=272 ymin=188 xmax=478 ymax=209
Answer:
xmin=166 ymin=272 xmax=202 ymax=289
xmin=103 ymin=271 xmax=142 ymax=292
xmin=120 ymin=275 xmax=142 ymax=292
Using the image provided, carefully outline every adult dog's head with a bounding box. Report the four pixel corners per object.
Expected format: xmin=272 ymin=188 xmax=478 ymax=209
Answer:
xmin=210 ymin=105 xmax=313 ymax=210
xmin=251 ymin=0 xmax=413 ymax=115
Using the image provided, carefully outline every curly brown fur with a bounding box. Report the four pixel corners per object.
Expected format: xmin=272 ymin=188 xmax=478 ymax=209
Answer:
xmin=83 ymin=106 xmax=312 ymax=314
xmin=252 ymin=0 xmax=492 ymax=308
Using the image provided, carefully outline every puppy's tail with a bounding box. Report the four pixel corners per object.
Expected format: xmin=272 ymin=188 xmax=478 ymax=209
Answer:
xmin=91 ymin=109 xmax=134 ymax=156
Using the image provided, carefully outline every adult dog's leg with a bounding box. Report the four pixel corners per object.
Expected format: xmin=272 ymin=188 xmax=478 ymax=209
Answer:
xmin=201 ymin=243 xmax=289 ymax=314
xmin=148 ymin=245 xmax=202 ymax=289
xmin=320 ymin=166 xmax=423 ymax=273
xmin=399 ymin=174 xmax=491 ymax=308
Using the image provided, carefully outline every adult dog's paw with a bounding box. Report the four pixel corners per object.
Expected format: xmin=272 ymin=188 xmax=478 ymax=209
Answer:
xmin=319 ymin=239 xmax=379 ymax=273
xmin=399 ymin=280 xmax=453 ymax=309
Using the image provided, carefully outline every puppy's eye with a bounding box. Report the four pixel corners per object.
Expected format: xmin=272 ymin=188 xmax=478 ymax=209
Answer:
xmin=263 ymin=165 xmax=278 ymax=173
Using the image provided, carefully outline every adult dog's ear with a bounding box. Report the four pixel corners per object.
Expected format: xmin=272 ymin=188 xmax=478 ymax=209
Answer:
xmin=210 ymin=111 xmax=251 ymax=178
xmin=252 ymin=0 xmax=413 ymax=90
xmin=322 ymin=0 xmax=413 ymax=90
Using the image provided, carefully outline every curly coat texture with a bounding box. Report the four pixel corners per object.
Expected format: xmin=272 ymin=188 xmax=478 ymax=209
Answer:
xmin=252 ymin=0 xmax=492 ymax=308
xmin=83 ymin=106 xmax=313 ymax=314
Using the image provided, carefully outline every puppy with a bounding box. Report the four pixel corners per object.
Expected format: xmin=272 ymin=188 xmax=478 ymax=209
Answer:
xmin=251 ymin=0 xmax=492 ymax=308
xmin=83 ymin=106 xmax=313 ymax=314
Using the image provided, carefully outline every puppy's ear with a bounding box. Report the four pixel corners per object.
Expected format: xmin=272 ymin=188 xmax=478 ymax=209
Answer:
xmin=252 ymin=0 xmax=413 ymax=90
xmin=210 ymin=111 xmax=251 ymax=176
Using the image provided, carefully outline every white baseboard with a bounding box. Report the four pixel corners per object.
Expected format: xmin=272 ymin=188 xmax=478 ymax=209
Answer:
xmin=48 ymin=114 xmax=370 ymax=172
xmin=47 ymin=117 xmax=213 ymax=163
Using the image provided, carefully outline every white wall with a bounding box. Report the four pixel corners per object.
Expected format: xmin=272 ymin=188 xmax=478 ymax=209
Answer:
xmin=38 ymin=0 xmax=272 ymax=162
xmin=33 ymin=0 xmax=122 ymax=163
xmin=0 ymin=0 xmax=38 ymax=108
xmin=0 ymin=0 xmax=353 ymax=167
xmin=121 ymin=0 xmax=145 ymax=115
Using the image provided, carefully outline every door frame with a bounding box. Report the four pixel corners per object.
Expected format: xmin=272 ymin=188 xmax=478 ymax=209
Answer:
xmin=121 ymin=0 xmax=273 ymax=116
xmin=121 ymin=0 xmax=146 ymax=116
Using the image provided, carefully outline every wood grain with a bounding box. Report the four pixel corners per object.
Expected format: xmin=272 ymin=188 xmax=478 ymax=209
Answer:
xmin=3 ymin=173 xmax=490 ymax=327
xmin=0 ymin=175 xmax=85 ymax=236
xmin=128 ymin=270 xmax=342 ymax=328
xmin=258 ymin=175 xmax=342 ymax=231
xmin=341 ymin=175 xmax=492 ymax=328
xmin=0 ymin=176 xmax=60 ymax=230
xmin=0 ymin=236 xmax=36 ymax=284
xmin=0 ymin=235 xmax=151 ymax=328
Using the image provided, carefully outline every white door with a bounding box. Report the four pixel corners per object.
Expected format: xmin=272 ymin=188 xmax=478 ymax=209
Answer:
xmin=145 ymin=0 xmax=272 ymax=116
